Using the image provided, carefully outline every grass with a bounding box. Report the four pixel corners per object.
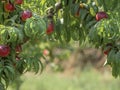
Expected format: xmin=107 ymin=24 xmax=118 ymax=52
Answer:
xmin=8 ymin=68 xmax=120 ymax=90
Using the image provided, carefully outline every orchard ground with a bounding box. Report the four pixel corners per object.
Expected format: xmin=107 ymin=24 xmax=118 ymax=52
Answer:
xmin=8 ymin=67 xmax=120 ymax=90
xmin=8 ymin=48 xmax=120 ymax=90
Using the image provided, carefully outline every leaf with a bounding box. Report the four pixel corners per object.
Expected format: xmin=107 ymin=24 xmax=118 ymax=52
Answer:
xmin=80 ymin=9 xmax=89 ymax=21
xmin=5 ymin=66 xmax=15 ymax=80
xmin=0 ymin=82 xmax=5 ymax=90
xmin=33 ymin=58 xmax=40 ymax=74
xmin=90 ymin=7 xmax=96 ymax=16
xmin=39 ymin=59 xmax=44 ymax=73
xmin=15 ymin=28 xmax=24 ymax=44
xmin=24 ymin=16 xmax=46 ymax=39
xmin=3 ymin=68 xmax=10 ymax=88
xmin=86 ymin=20 xmax=97 ymax=29
xmin=7 ymin=27 xmax=18 ymax=43
xmin=112 ymin=63 xmax=118 ymax=78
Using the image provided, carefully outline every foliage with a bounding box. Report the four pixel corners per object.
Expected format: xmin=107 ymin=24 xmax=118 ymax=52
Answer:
xmin=23 ymin=0 xmax=120 ymax=77
xmin=0 ymin=0 xmax=120 ymax=89
xmin=0 ymin=0 xmax=45 ymax=89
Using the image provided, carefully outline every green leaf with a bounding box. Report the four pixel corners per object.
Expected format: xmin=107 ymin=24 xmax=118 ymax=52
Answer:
xmin=0 ymin=82 xmax=5 ymax=90
xmin=33 ymin=58 xmax=40 ymax=74
xmin=90 ymin=7 xmax=96 ymax=16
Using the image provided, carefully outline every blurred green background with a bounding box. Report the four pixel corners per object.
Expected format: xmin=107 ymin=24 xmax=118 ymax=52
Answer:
xmin=8 ymin=44 xmax=120 ymax=90
xmin=8 ymin=67 xmax=120 ymax=90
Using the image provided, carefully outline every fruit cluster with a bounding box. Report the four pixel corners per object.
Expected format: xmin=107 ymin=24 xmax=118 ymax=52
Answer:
xmin=51 ymin=0 xmax=120 ymax=78
xmin=0 ymin=44 xmax=22 ymax=57
xmin=95 ymin=12 xmax=110 ymax=55
xmin=72 ymin=1 xmax=109 ymax=55
xmin=0 ymin=0 xmax=47 ymax=88
xmin=2 ymin=0 xmax=32 ymax=21
xmin=0 ymin=0 xmax=33 ymax=58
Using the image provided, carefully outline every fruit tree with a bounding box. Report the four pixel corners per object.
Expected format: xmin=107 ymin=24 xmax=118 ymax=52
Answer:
xmin=0 ymin=0 xmax=120 ymax=89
